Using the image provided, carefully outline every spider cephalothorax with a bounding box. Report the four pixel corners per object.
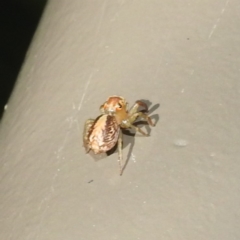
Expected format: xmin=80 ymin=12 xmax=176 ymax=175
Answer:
xmin=83 ymin=96 xmax=155 ymax=175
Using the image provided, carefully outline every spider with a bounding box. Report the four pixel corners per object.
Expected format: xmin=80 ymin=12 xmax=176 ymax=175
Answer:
xmin=83 ymin=96 xmax=155 ymax=175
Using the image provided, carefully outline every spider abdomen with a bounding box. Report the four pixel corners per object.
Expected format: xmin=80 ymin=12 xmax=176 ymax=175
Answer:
xmin=87 ymin=115 xmax=120 ymax=154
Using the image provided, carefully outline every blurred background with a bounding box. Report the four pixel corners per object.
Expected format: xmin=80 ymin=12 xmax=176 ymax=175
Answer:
xmin=0 ymin=0 xmax=47 ymax=119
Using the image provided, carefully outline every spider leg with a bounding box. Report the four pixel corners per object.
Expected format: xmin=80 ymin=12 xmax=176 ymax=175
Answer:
xmin=129 ymin=112 xmax=155 ymax=127
xmin=128 ymin=100 xmax=148 ymax=115
xmin=128 ymin=100 xmax=153 ymax=127
xmin=120 ymin=112 xmax=155 ymax=136
xmin=128 ymin=123 xmax=149 ymax=136
xmin=83 ymin=119 xmax=95 ymax=152
xmin=117 ymin=130 xmax=124 ymax=175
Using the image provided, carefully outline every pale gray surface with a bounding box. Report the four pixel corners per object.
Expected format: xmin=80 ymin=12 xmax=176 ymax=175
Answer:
xmin=1 ymin=0 xmax=240 ymax=239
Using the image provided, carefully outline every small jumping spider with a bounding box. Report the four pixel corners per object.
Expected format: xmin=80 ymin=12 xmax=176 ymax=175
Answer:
xmin=83 ymin=96 xmax=155 ymax=175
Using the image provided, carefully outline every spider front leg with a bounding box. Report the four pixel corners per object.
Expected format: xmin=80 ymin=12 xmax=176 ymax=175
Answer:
xmin=121 ymin=111 xmax=155 ymax=136
xmin=128 ymin=100 xmax=149 ymax=115
xmin=130 ymin=111 xmax=155 ymax=127
xmin=123 ymin=101 xmax=155 ymax=135
xmin=131 ymin=112 xmax=154 ymax=135
xmin=83 ymin=119 xmax=95 ymax=153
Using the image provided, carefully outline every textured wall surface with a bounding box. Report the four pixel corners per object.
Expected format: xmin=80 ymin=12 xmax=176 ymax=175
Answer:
xmin=0 ymin=0 xmax=240 ymax=239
